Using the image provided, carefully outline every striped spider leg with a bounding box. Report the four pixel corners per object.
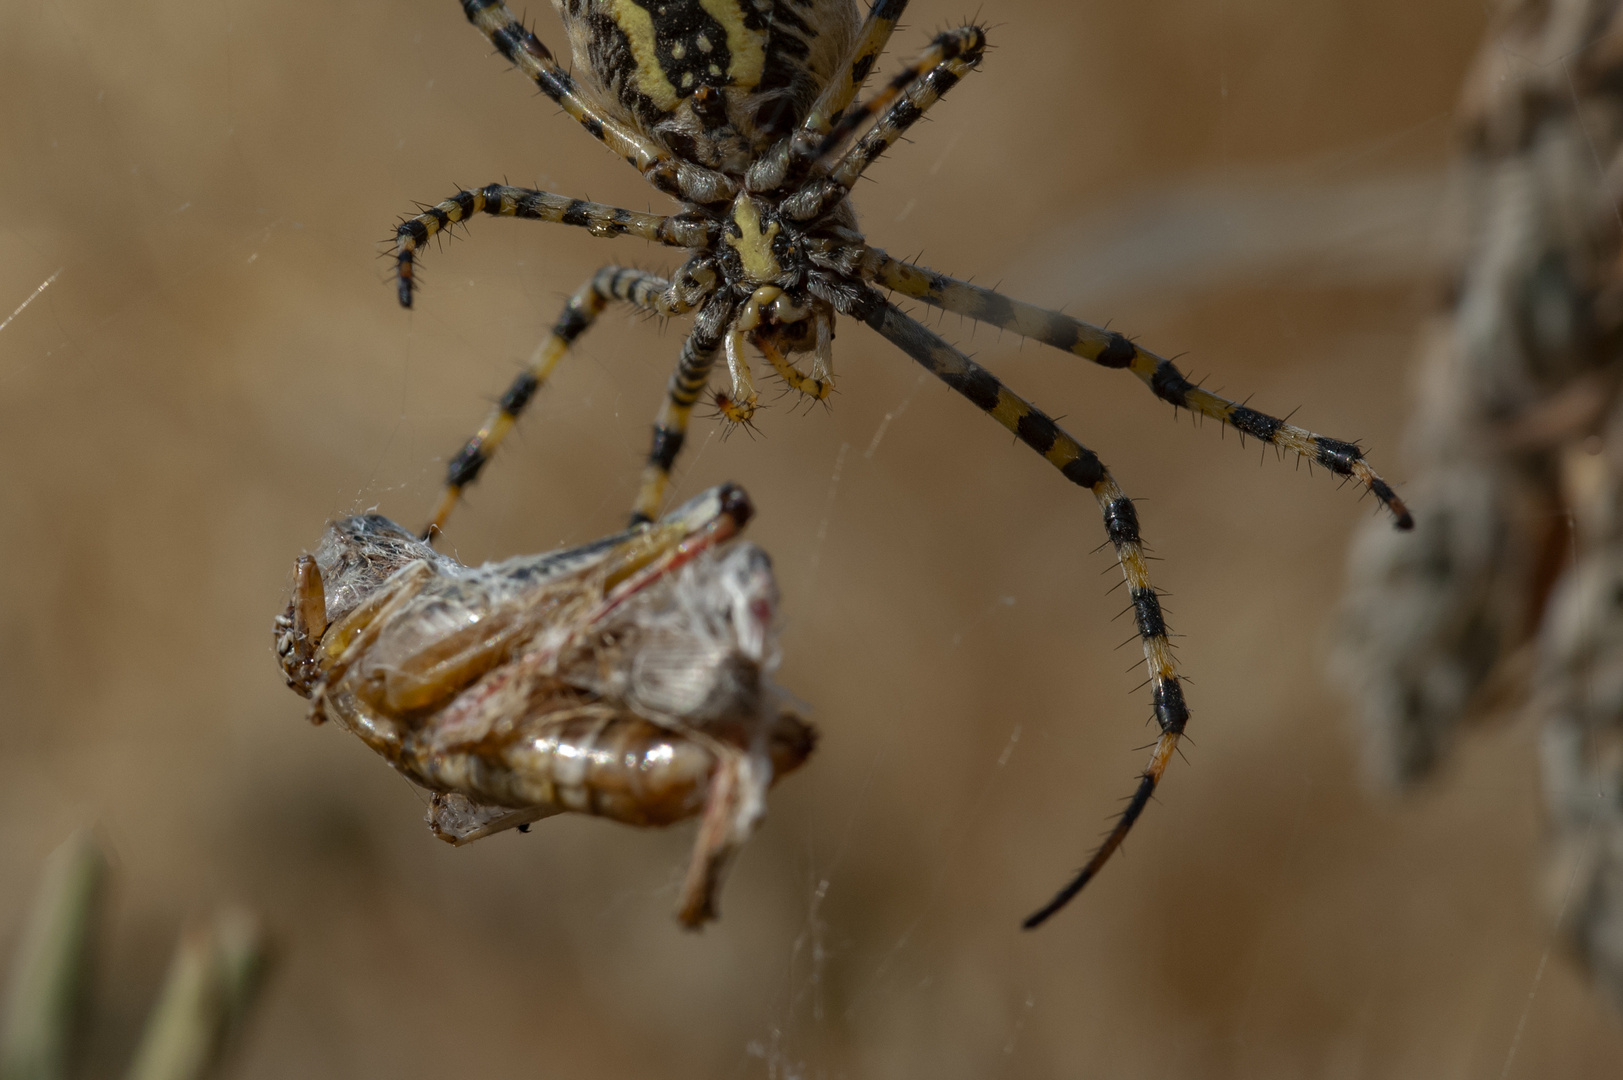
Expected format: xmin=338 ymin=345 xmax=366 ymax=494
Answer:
xmin=460 ymin=0 xmax=738 ymax=205
xmin=737 ymin=0 xmax=905 ymax=190
xmin=805 ymin=26 xmax=985 ymax=169
xmin=393 ymin=184 xmax=713 ymax=309
xmin=837 ymin=257 xmax=1412 ymax=925
xmin=755 ymin=25 xmax=987 ymax=231
xmin=799 ymin=0 xmax=908 ymax=138
xmin=818 ymin=36 xmax=983 ymax=191
xmin=631 ymin=293 xmax=740 ymax=525
xmin=276 ymin=484 xmax=817 ymax=927
xmin=752 ymin=1 xmax=961 ymax=191
xmin=419 ymin=259 xmax=720 ymax=538
xmin=839 ymin=288 xmax=1189 ymax=929
xmin=869 ymin=255 xmax=1416 ymax=529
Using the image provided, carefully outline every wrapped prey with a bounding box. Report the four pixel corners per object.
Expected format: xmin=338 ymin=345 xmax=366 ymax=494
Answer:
xmin=273 ymin=485 xmax=813 ymax=927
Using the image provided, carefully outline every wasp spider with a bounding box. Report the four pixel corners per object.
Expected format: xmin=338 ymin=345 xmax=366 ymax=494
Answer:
xmin=391 ymin=0 xmax=1415 ymax=928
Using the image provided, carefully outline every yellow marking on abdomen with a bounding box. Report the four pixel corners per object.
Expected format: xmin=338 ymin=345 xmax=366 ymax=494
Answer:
xmin=610 ymin=0 xmax=682 ymax=111
xmin=696 ymin=0 xmax=766 ymax=88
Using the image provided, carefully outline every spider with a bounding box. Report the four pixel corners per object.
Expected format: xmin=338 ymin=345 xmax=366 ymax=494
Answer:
xmin=390 ymin=0 xmax=1415 ymax=929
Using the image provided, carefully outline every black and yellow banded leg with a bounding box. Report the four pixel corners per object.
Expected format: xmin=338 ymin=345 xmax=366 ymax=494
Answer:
xmin=753 ymin=332 xmax=834 ymax=402
xmin=852 ymin=291 xmax=1189 ymax=927
xmin=460 ymin=0 xmax=735 ymax=205
xmin=807 ymin=26 xmax=987 ymax=169
xmin=748 ymin=0 xmax=912 ymax=192
xmin=871 ymin=253 xmax=1415 ymax=530
xmin=394 ymin=183 xmax=712 ymax=308
xmin=786 ymin=43 xmax=985 ymax=221
xmin=629 ymin=297 xmax=739 ymax=526
xmin=827 ymin=46 xmax=983 ymax=190
xmin=425 ymin=266 xmax=713 ymax=540
xmin=802 ymin=0 xmax=911 ymax=137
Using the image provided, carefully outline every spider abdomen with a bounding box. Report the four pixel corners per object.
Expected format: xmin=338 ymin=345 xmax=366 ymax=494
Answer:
xmin=555 ymin=0 xmax=860 ymax=169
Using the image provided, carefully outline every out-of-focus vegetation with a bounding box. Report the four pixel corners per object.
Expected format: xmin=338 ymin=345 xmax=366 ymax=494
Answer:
xmin=0 ymin=834 xmax=267 ymax=1080
xmin=1335 ymin=0 xmax=1623 ymax=1011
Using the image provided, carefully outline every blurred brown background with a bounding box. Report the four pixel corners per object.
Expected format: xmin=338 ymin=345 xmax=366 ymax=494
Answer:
xmin=4 ymin=0 xmax=1620 ymax=1076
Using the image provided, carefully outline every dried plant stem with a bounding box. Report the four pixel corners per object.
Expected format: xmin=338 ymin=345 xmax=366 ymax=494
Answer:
xmin=123 ymin=910 xmax=269 ymax=1080
xmin=0 ymin=831 xmax=107 ymax=1080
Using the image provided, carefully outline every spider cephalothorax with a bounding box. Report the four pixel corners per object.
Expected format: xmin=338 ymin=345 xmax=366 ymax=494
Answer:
xmin=385 ymin=0 xmax=1415 ymax=928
